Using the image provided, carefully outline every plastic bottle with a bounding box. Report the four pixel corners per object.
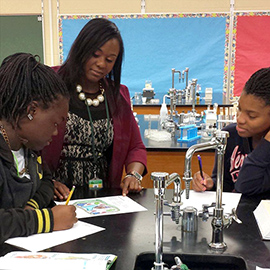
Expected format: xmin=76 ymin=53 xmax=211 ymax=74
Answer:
xmin=159 ymin=102 xmax=168 ymax=128
xmin=196 ymin=92 xmax=200 ymax=104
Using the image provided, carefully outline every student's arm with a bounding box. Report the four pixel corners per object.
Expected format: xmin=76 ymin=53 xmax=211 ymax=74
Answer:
xmin=26 ymin=162 xmax=55 ymax=209
xmin=235 ymin=138 xmax=270 ymax=195
xmin=0 ymin=205 xmax=77 ymax=244
xmin=0 ymin=156 xmax=77 ymax=244
xmin=0 ymin=208 xmax=53 ymax=244
xmin=117 ymin=85 xmax=147 ymax=195
xmin=123 ymin=92 xmax=147 ymax=176
xmin=123 ymin=121 xmax=147 ymax=177
xmin=122 ymin=103 xmax=147 ymax=195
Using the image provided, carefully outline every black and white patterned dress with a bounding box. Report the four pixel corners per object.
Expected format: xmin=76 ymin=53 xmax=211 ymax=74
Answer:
xmin=54 ymin=91 xmax=114 ymax=188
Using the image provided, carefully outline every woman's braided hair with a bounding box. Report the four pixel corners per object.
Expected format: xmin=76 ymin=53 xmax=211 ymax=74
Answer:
xmin=244 ymin=67 xmax=270 ymax=106
xmin=0 ymin=53 xmax=69 ymax=126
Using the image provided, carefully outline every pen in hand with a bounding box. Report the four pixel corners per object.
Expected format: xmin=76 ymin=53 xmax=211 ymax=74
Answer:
xmin=197 ymin=155 xmax=206 ymax=187
xmin=65 ymin=185 xmax=75 ymax=205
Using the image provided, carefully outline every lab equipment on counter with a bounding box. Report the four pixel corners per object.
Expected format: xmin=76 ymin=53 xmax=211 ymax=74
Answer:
xmin=205 ymin=87 xmax=213 ymax=103
xmin=168 ymin=67 xmax=190 ymax=115
xmin=143 ymin=80 xmax=155 ymax=102
xmin=177 ymin=124 xmax=201 ymax=142
xmin=144 ymin=114 xmax=171 ymax=142
xmin=159 ymin=101 xmax=168 ymax=127
xmin=204 ymin=104 xmax=217 ymax=128
xmin=134 ymin=92 xmax=142 ymax=104
xmin=158 ymin=68 xmax=203 ymax=140
xmin=216 ymin=105 xmax=236 ymax=130
xmin=182 ymin=206 xmax=198 ymax=233
xmin=200 ymin=123 xmax=215 ymax=141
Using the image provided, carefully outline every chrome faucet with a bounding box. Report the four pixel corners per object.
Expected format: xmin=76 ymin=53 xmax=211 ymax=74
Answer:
xmin=151 ymin=172 xmax=183 ymax=270
xmin=183 ymin=130 xmax=238 ymax=250
xmin=150 ymin=130 xmax=237 ymax=270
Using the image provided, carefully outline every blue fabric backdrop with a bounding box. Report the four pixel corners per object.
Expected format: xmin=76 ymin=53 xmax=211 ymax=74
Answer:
xmin=61 ymin=15 xmax=226 ymax=103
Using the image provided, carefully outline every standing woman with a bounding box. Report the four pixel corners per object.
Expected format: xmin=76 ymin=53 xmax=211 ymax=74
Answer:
xmin=43 ymin=18 xmax=147 ymax=198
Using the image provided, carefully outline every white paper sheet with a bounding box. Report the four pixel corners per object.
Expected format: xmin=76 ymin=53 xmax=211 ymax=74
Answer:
xmin=58 ymin=195 xmax=148 ymax=219
xmin=5 ymin=221 xmax=104 ymax=252
xmin=254 ymin=200 xmax=270 ymax=240
xmin=177 ymin=190 xmax=242 ymax=215
xmin=0 ymin=251 xmax=117 ymax=270
xmin=0 ymin=259 xmax=106 ymax=270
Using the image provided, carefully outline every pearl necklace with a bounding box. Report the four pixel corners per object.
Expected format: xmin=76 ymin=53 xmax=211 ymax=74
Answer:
xmin=76 ymin=82 xmax=105 ymax=107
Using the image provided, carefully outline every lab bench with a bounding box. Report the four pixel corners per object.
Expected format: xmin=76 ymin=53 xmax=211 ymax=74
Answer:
xmin=1 ymin=188 xmax=269 ymax=270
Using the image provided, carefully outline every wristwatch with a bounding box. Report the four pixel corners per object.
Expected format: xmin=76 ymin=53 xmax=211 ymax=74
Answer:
xmin=129 ymin=170 xmax=143 ymax=181
xmin=123 ymin=170 xmax=143 ymax=184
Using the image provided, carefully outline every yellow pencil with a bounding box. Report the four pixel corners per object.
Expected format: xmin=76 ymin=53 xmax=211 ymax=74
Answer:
xmin=65 ymin=185 xmax=75 ymax=205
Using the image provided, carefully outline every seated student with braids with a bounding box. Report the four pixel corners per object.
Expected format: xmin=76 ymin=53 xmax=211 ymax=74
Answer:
xmin=0 ymin=53 xmax=77 ymax=244
xmin=192 ymin=67 xmax=270 ymax=196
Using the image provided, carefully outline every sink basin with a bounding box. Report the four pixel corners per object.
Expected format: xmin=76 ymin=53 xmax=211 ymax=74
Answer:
xmin=134 ymin=252 xmax=248 ymax=270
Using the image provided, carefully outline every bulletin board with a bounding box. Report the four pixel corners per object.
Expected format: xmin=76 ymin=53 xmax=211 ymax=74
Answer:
xmin=0 ymin=15 xmax=44 ymax=64
xmin=232 ymin=12 xmax=270 ymax=97
xmin=59 ymin=14 xmax=229 ymax=104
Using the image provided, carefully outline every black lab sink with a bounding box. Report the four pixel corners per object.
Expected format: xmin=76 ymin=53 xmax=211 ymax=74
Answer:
xmin=134 ymin=252 xmax=248 ymax=270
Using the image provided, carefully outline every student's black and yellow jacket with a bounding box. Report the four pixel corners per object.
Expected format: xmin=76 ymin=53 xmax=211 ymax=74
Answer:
xmin=0 ymin=135 xmax=55 ymax=244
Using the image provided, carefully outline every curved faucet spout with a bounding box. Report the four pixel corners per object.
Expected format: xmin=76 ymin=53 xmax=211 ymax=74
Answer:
xmin=183 ymin=139 xmax=219 ymax=199
xmin=183 ymin=130 xmax=229 ymax=199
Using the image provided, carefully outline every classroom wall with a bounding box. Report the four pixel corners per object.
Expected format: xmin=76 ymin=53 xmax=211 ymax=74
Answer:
xmin=0 ymin=0 xmax=269 ymax=66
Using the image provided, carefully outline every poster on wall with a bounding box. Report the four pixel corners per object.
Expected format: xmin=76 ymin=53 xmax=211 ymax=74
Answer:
xmin=232 ymin=12 xmax=270 ymax=97
xmin=59 ymin=14 xmax=229 ymax=103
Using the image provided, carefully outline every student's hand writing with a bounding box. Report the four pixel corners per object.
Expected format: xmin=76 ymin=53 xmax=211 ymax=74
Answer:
xmin=120 ymin=176 xmax=142 ymax=196
xmin=52 ymin=205 xmax=77 ymax=231
xmin=192 ymin=171 xmax=214 ymax=192
xmin=53 ymin=180 xmax=70 ymax=201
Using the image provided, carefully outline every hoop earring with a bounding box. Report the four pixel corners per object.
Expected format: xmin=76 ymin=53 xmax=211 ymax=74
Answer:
xmin=27 ymin=114 xmax=33 ymax=121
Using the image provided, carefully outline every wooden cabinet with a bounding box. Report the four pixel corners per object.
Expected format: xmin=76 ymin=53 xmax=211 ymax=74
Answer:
xmin=133 ymin=104 xmax=210 ymax=115
xmin=142 ymin=150 xmax=215 ymax=189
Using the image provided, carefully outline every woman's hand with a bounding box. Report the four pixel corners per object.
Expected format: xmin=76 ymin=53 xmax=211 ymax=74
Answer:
xmin=120 ymin=175 xmax=142 ymax=196
xmin=192 ymin=171 xmax=214 ymax=192
xmin=53 ymin=180 xmax=70 ymax=201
